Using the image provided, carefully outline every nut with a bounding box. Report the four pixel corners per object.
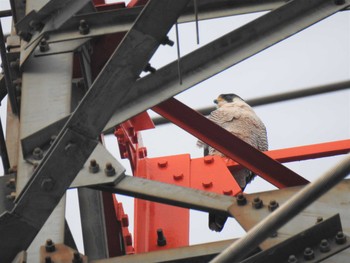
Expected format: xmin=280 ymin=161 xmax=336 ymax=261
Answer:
xmin=79 ymin=20 xmax=90 ymax=35
xmin=89 ymin=159 xmax=100 ymax=174
xmin=268 ymin=200 xmax=279 ymax=212
xmin=252 ymin=197 xmax=263 ymax=209
xmin=104 ymin=162 xmax=116 ymax=177
xmin=303 ymin=247 xmax=315 ymax=260
xmin=319 ymin=239 xmax=331 ymax=253
xmin=236 ymin=193 xmax=247 ymax=206
xmin=335 ymin=231 xmax=347 ymax=244
xmin=45 ymin=239 xmax=55 ymax=252
xmin=33 ymin=147 xmax=43 ymax=160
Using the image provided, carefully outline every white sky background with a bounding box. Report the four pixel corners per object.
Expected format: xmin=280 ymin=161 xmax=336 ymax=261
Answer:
xmin=1 ymin=0 xmax=350 ymax=254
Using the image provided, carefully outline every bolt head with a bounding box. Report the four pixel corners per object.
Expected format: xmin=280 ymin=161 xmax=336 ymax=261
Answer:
xmin=45 ymin=239 xmax=55 ymax=252
xmin=33 ymin=147 xmax=43 ymax=160
xmin=39 ymin=39 xmax=49 ymax=52
xmin=335 ymin=231 xmax=347 ymax=244
xmin=236 ymin=193 xmax=247 ymax=206
xmin=222 ymin=189 xmax=233 ymax=195
xmin=287 ymin=255 xmax=298 ymax=263
xmin=319 ymin=239 xmax=331 ymax=253
xmin=173 ymin=174 xmax=184 ymax=181
xmin=79 ymin=19 xmax=90 ymax=35
xmin=303 ymin=247 xmax=315 ymax=260
xmin=268 ymin=200 xmax=279 ymax=212
xmin=202 ymin=180 xmax=213 ymax=188
xmin=89 ymin=159 xmax=99 ymax=173
xmin=252 ymin=197 xmax=263 ymax=209
xmin=104 ymin=163 xmax=116 ymax=176
xmin=203 ymin=156 xmax=214 ymax=164
xmin=157 ymin=160 xmax=168 ymax=168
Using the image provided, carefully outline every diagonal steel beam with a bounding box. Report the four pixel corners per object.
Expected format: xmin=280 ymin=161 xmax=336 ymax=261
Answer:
xmin=22 ymin=0 xmax=350 ymax=152
xmin=0 ymin=1 xmax=191 ymax=262
xmin=106 ymin=0 xmax=350 ymax=131
xmin=153 ymin=98 xmax=309 ymax=188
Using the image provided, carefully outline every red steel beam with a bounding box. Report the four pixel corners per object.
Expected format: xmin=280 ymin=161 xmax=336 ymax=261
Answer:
xmin=153 ymin=98 xmax=309 ymax=188
xmin=224 ymin=139 xmax=350 ymax=170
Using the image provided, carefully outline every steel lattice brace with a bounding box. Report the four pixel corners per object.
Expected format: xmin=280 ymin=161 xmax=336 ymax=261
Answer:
xmin=0 ymin=0 xmax=349 ymax=262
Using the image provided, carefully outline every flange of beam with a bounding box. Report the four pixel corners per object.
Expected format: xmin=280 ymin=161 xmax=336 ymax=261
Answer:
xmin=153 ymin=98 xmax=309 ymax=188
xmin=0 ymin=1 xmax=191 ymax=262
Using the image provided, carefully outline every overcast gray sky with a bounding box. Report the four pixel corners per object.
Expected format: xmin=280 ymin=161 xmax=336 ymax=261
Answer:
xmin=1 ymin=0 xmax=350 ymax=254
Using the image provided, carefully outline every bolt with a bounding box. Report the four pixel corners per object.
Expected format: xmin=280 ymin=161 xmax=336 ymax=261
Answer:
xmin=252 ymin=197 xmax=263 ymax=209
xmin=72 ymin=251 xmax=82 ymax=263
xmin=45 ymin=256 xmax=52 ymax=263
xmin=33 ymin=147 xmax=44 ymax=160
xmin=39 ymin=38 xmax=50 ymax=52
xmin=45 ymin=239 xmax=55 ymax=252
xmin=79 ymin=19 xmax=90 ymax=35
xmin=158 ymin=160 xmax=168 ymax=168
xmin=268 ymin=200 xmax=279 ymax=212
xmin=6 ymin=178 xmax=16 ymax=189
xmin=125 ymin=233 xmax=133 ymax=246
xmin=104 ymin=162 xmax=116 ymax=177
xmin=41 ymin=177 xmax=55 ymax=191
xmin=138 ymin=147 xmax=147 ymax=158
xmin=236 ymin=193 xmax=247 ymax=206
xmin=121 ymin=214 xmax=129 ymax=227
xmin=144 ymin=63 xmax=156 ymax=74
xmin=202 ymin=180 xmax=213 ymax=188
xmin=89 ymin=159 xmax=100 ymax=173
xmin=287 ymin=254 xmax=298 ymax=263
xmin=203 ymin=156 xmax=214 ymax=164
xmin=319 ymin=239 xmax=331 ymax=253
xmin=222 ymin=189 xmax=233 ymax=195
xmin=334 ymin=0 xmax=345 ymax=5
xmin=161 ymin=36 xmax=175 ymax=46
xmin=335 ymin=231 xmax=347 ymax=244
xmin=303 ymin=247 xmax=315 ymax=260
xmin=157 ymin=228 xmax=167 ymax=246
xmin=173 ymin=174 xmax=184 ymax=181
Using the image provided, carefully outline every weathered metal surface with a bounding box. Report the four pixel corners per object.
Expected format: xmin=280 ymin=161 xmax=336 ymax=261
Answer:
xmin=154 ymin=98 xmax=309 ymax=188
xmin=104 ymin=0 xmax=350 ymax=133
xmin=39 ymin=242 xmax=87 ymax=263
xmin=241 ymin=214 xmax=350 ymax=263
xmin=90 ymin=239 xmax=239 ymax=263
xmin=94 ymin=175 xmax=234 ymax=214
xmin=0 ymin=173 xmax=16 ymax=213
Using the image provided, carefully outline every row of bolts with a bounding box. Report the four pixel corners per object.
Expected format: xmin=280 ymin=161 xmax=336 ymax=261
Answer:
xmin=236 ymin=193 xmax=347 ymax=262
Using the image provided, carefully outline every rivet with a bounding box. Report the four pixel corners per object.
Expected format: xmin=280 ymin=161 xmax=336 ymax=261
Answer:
xmin=236 ymin=193 xmax=247 ymax=206
xmin=157 ymin=228 xmax=167 ymax=246
xmin=89 ymin=159 xmax=99 ymax=173
xmin=45 ymin=239 xmax=55 ymax=252
xmin=158 ymin=160 xmax=168 ymax=168
xmin=335 ymin=231 xmax=347 ymax=244
xmin=121 ymin=214 xmax=129 ymax=227
xmin=287 ymin=254 xmax=298 ymax=263
xmin=173 ymin=174 xmax=184 ymax=181
xmin=125 ymin=233 xmax=133 ymax=246
xmin=203 ymin=156 xmax=214 ymax=164
xmin=39 ymin=38 xmax=49 ymax=52
xmin=144 ymin=63 xmax=156 ymax=74
xmin=105 ymin=162 xmax=116 ymax=177
xmin=79 ymin=19 xmax=90 ymax=35
xmin=252 ymin=197 xmax=263 ymax=209
xmin=268 ymin=200 xmax=279 ymax=212
xmin=33 ymin=147 xmax=43 ymax=160
xmin=202 ymin=180 xmax=213 ymax=188
xmin=319 ymin=239 xmax=331 ymax=253
xmin=223 ymin=189 xmax=233 ymax=195
xmin=303 ymin=247 xmax=314 ymax=260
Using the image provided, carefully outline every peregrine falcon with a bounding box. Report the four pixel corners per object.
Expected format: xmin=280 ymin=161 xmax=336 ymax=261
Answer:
xmin=197 ymin=93 xmax=268 ymax=231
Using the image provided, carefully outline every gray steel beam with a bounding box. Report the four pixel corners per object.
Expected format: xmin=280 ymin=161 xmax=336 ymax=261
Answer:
xmin=90 ymin=239 xmax=244 ymax=263
xmin=211 ymin=154 xmax=350 ymax=263
xmin=103 ymin=0 xmax=350 ymax=132
xmin=94 ymin=175 xmax=234 ymax=215
xmin=0 ymin=1 xmax=191 ymax=262
xmin=152 ymin=80 xmax=350 ymax=126
xmin=47 ymin=0 xmax=287 ymax=45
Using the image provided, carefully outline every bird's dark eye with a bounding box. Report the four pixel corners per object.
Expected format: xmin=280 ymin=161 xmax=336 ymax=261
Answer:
xmin=214 ymin=99 xmax=218 ymax=104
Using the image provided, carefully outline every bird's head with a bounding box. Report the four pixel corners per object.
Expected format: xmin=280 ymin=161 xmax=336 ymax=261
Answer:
xmin=213 ymin=93 xmax=243 ymax=108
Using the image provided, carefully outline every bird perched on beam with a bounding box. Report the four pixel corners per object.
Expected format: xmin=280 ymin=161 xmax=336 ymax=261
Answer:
xmin=197 ymin=93 xmax=268 ymax=231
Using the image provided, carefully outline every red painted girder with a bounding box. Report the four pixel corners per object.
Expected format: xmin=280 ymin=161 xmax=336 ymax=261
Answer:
xmin=153 ymin=98 xmax=309 ymax=189
xmin=127 ymin=0 xmax=148 ymax=8
xmin=224 ymin=139 xmax=350 ymax=170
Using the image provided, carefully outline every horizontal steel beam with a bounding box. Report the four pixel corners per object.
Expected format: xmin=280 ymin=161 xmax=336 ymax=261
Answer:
xmin=47 ymin=0 xmax=287 ymax=44
xmin=94 ymin=175 xmax=234 ymax=214
xmin=152 ymin=80 xmax=350 ymax=125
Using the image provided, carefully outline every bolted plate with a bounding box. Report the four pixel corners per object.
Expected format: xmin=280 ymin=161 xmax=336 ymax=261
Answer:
xmin=70 ymin=143 xmax=125 ymax=188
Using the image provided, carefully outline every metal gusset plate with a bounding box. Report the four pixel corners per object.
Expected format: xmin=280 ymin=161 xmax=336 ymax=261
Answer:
xmin=18 ymin=0 xmax=91 ymax=65
xmin=241 ymin=214 xmax=350 ymax=263
xmin=228 ymin=180 xmax=350 ymax=251
xmin=0 ymin=173 xmax=16 ymax=213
